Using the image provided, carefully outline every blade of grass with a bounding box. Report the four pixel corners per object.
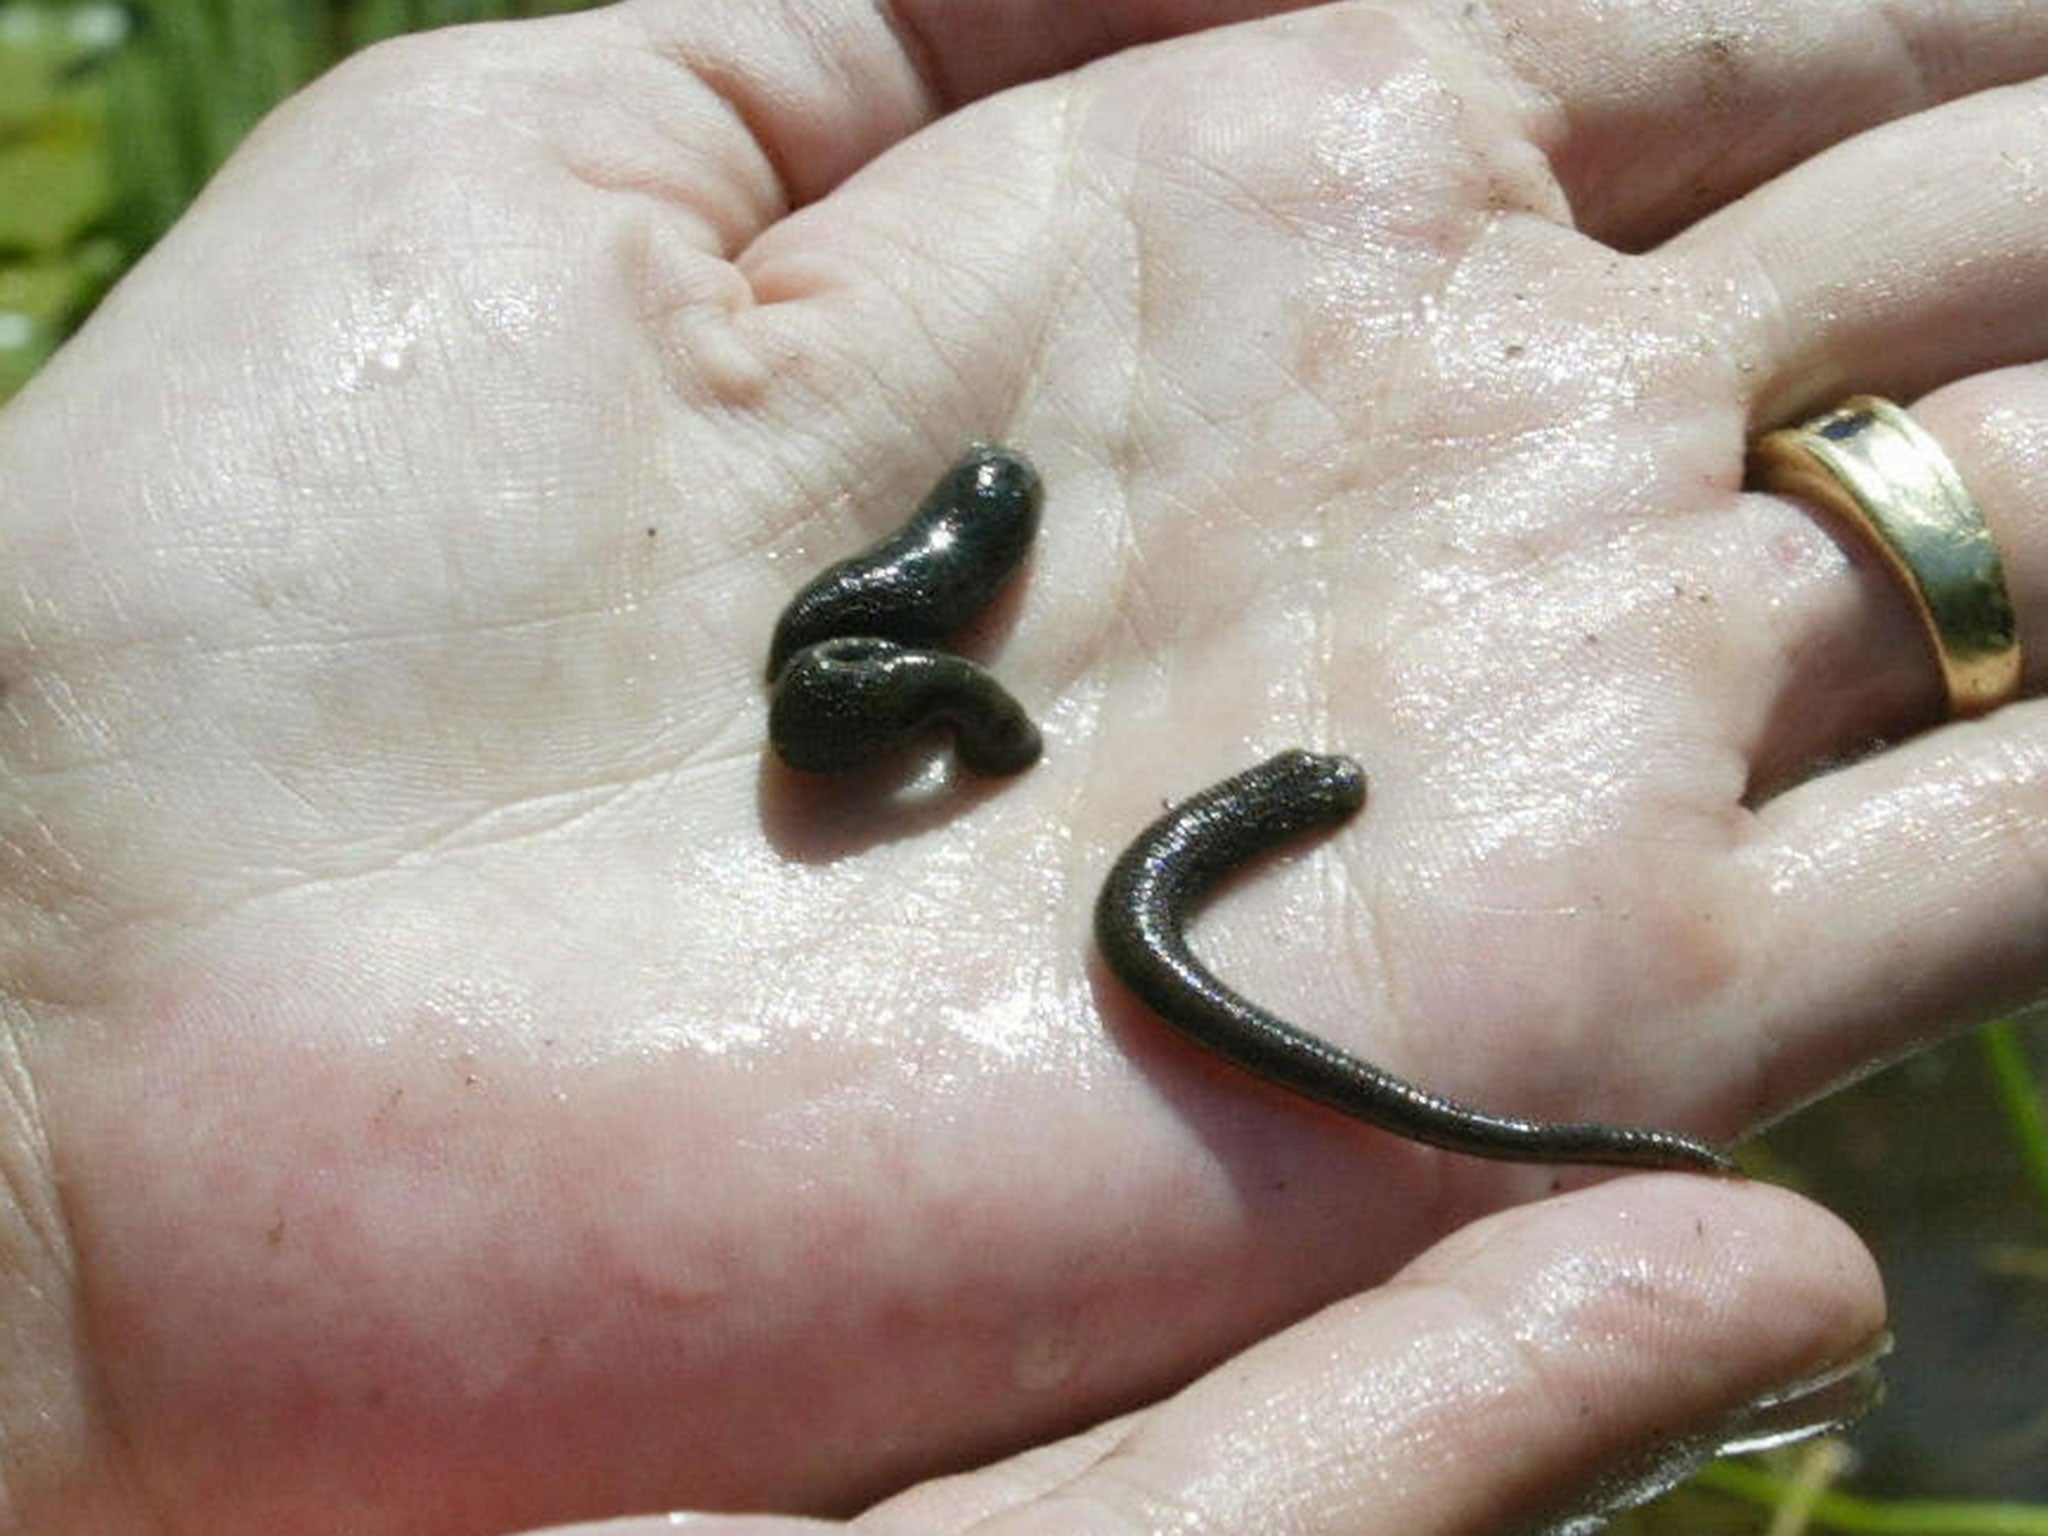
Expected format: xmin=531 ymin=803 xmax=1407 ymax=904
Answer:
xmin=1763 ymin=1441 xmax=1854 ymax=1536
xmin=1696 ymin=1460 xmax=2048 ymax=1535
xmin=1980 ymin=1020 xmax=2048 ymax=1229
xmin=224 ymin=0 xmax=317 ymax=141
xmin=346 ymin=0 xmax=421 ymax=50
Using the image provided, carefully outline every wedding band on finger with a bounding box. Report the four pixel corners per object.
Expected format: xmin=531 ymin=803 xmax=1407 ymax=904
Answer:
xmin=1751 ymin=394 xmax=2021 ymax=719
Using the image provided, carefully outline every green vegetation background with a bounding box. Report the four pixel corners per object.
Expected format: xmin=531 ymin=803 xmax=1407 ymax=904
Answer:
xmin=1 ymin=0 xmax=578 ymax=395
xmin=2 ymin=2 xmax=2047 ymax=1529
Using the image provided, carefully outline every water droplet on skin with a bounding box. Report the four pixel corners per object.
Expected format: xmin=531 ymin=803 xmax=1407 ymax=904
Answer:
xmin=338 ymin=297 xmax=430 ymax=390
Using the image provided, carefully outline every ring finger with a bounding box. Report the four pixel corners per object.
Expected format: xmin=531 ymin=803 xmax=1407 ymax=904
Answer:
xmin=1649 ymin=76 xmax=2048 ymax=768
xmin=1657 ymin=82 xmax=2048 ymax=1098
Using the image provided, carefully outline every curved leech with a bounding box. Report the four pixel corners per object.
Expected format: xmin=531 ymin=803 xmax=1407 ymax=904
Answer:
xmin=764 ymin=444 xmax=1043 ymax=775
xmin=769 ymin=637 xmax=1042 ymax=776
xmin=1093 ymin=749 xmax=1737 ymax=1173
xmin=766 ymin=444 xmax=1043 ymax=682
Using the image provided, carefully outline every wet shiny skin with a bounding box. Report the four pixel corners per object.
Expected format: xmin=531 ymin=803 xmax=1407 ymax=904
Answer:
xmin=766 ymin=455 xmax=1727 ymax=1169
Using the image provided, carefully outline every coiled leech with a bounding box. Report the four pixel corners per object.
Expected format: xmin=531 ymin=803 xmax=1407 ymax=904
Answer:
xmin=766 ymin=445 xmax=1043 ymax=775
xmin=1094 ymin=749 xmax=1737 ymax=1172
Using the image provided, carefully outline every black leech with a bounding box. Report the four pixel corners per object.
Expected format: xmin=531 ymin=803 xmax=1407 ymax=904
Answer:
xmin=766 ymin=445 xmax=1043 ymax=681
xmin=1094 ymin=749 xmax=1737 ymax=1173
xmin=770 ymin=638 xmax=1042 ymax=776
xmin=763 ymin=445 xmax=1043 ymax=776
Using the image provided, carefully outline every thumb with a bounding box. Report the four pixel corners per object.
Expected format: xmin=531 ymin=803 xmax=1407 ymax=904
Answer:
xmin=949 ymin=1174 xmax=1884 ymax=1536
xmin=532 ymin=1175 xmax=1884 ymax=1536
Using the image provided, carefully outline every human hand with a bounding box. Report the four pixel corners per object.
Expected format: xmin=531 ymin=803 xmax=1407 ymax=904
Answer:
xmin=2 ymin=0 xmax=2043 ymax=1530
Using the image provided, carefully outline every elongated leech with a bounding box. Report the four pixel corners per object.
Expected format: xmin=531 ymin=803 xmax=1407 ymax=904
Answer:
xmin=767 ymin=445 xmax=1044 ymax=681
xmin=1094 ymin=749 xmax=1737 ymax=1172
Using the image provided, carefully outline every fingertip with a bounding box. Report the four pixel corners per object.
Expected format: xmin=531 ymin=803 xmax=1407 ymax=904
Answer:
xmin=965 ymin=1174 xmax=1884 ymax=1536
xmin=1411 ymin=1173 xmax=1886 ymax=1392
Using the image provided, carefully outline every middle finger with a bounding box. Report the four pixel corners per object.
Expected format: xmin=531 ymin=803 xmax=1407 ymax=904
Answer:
xmin=1477 ymin=0 xmax=2048 ymax=248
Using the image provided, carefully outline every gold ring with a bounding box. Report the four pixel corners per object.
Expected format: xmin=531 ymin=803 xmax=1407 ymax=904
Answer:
xmin=1750 ymin=394 xmax=2021 ymax=718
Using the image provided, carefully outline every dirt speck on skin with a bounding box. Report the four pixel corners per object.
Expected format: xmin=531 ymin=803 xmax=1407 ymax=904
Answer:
xmin=1697 ymin=25 xmax=1749 ymax=107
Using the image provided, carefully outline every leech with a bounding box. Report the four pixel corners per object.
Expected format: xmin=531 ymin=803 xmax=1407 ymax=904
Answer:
xmin=765 ymin=445 xmax=1044 ymax=775
xmin=1094 ymin=749 xmax=1737 ymax=1172
xmin=769 ymin=638 xmax=1042 ymax=775
xmin=767 ymin=445 xmax=1043 ymax=681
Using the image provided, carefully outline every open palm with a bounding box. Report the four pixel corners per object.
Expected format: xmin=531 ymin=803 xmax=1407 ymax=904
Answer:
xmin=6 ymin=1 xmax=2048 ymax=1532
